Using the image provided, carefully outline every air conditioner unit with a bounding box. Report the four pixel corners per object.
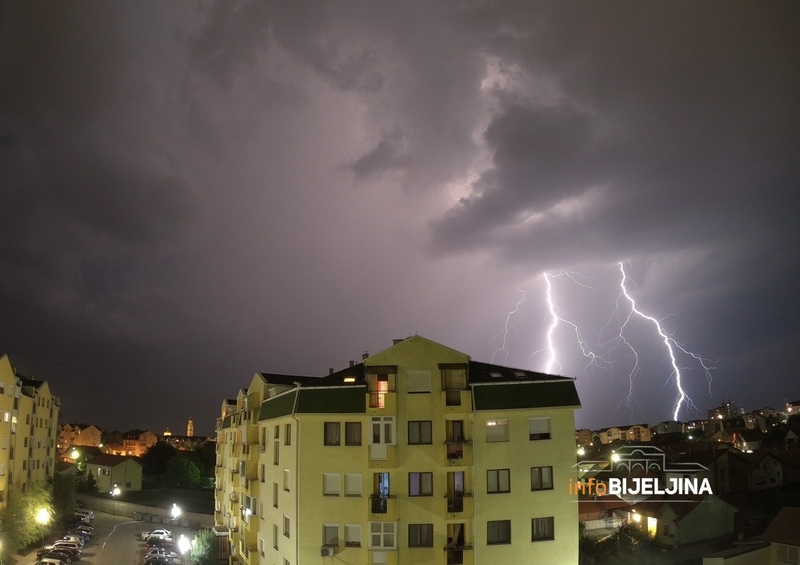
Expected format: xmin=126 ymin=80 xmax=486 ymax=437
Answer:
xmin=321 ymin=546 xmax=335 ymax=557
xmin=259 ymin=445 xmax=266 ymax=453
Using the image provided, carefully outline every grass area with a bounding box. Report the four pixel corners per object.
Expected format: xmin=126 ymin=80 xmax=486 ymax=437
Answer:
xmin=112 ymin=487 xmax=214 ymax=515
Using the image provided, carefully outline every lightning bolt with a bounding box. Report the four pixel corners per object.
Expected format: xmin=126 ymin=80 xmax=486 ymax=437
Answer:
xmin=538 ymin=263 xmax=716 ymax=422
xmin=491 ymin=288 xmax=526 ymax=365
xmin=540 ymin=271 xmax=606 ymax=375
xmin=615 ymin=262 xmax=715 ymax=420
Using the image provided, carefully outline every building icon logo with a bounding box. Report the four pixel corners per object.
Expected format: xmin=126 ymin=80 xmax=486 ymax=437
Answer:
xmin=571 ymin=445 xmax=712 ymax=499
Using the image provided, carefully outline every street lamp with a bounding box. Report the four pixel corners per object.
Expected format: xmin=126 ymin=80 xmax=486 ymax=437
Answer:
xmin=171 ymin=503 xmax=181 ymax=522
xmin=36 ymin=508 xmax=50 ymax=525
xmin=112 ymin=485 xmax=121 ymax=516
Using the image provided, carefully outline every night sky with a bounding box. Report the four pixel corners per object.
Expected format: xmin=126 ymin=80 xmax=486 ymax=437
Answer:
xmin=2 ymin=2 xmax=799 ymax=437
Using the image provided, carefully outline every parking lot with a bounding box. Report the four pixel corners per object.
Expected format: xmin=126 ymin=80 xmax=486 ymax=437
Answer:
xmin=17 ymin=510 xmax=191 ymax=565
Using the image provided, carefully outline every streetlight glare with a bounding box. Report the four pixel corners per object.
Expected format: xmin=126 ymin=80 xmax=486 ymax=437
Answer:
xmin=35 ymin=508 xmax=50 ymax=524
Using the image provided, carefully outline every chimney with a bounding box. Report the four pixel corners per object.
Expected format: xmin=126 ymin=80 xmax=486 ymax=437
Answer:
xmin=329 ymin=368 xmax=334 ymax=375
xmin=349 ymin=360 xmax=355 ymax=367
xmin=393 ymin=338 xmax=404 ymax=345
xmin=362 ymin=351 xmax=369 ymax=360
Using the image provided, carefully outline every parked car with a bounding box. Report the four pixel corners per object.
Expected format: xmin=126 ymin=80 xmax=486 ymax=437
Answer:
xmin=51 ymin=541 xmax=82 ymax=554
xmin=36 ymin=558 xmax=67 ymax=565
xmin=146 ymin=547 xmax=180 ymax=559
xmin=58 ymin=535 xmax=85 ymax=547
xmin=143 ymin=555 xmax=180 ymax=565
xmin=37 ymin=547 xmax=80 ymax=562
xmin=140 ymin=528 xmax=172 ymax=541
xmin=145 ymin=539 xmax=176 ymax=549
xmin=66 ymin=525 xmax=94 ymax=538
xmin=74 ymin=509 xmax=93 ymax=521
xmin=75 ymin=500 xmax=85 ymax=508
xmin=39 ymin=545 xmax=81 ymax=560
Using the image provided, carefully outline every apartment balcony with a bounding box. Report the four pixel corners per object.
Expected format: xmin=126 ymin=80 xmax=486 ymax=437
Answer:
xmin=366 ymin=391 xmax=396 ymax=415
xmin=444 ymin=493 xmax=473 ymax=517
xmin=368 ymin=495 xmax=397 ymax=520
xmin=239 ymin=459 xmax=258 ymax=481
xmin=443 ymin=440 xmax=472 ymax=466
xmin=241 ymin=424 xmax=259 ymax=445
xmin=240 ymin=477 xmax=260 ymax=497
xmin=445 ymin=546 xmax=474 ymax=565
xmin=441 ymin=389 xmax=471 ymax=414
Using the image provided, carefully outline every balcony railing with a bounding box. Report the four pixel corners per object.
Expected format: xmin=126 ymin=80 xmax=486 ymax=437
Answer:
xmin=370 ymin=495 xmax=388 ymax=514
xmin=445 ymin=492 xmax=472 ymax=513
xmin=444 ymin=390 xmax=462 ymax=406
xmin=445 ymin=440 xmax=470 ymax=460
xmin=445 ymin=546 xmax=473 ymax=565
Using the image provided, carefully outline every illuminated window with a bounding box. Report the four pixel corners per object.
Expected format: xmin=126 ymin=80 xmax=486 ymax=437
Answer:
xmin=486 ymin=419 xmax=509 ymax=442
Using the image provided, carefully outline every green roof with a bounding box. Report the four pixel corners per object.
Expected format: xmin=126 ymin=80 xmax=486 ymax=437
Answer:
xmin=472 ymin=380 xmax=580 ymax=410
xmin=297 ymin=387 xmax=365 ymax=414
xmin=259 ymin=390 xmax=298 ymax=421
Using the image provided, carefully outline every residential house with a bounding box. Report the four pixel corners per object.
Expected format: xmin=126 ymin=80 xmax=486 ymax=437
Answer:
xmin=734 ymin=429 xmax=765 ymax=452
xmin=215 ymin=335 xmax=582 ymax=565
xmin=624 ymin=495 xmax=737 ymax=546
xmin=57 ymin=423 xmax=103 ymax=452
xmin=85 ymin=454 xmax=143 ymax=493
xmin=598 ymin=427 xmax=623 ymax=444
xmin=575 ymin=428 xmax=593 ymax=447
xmin=120 ymin=429 xmax=158 ymax=457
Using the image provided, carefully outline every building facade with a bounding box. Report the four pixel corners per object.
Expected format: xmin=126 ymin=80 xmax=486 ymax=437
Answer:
xmin=57 ymin=423 xmax=103 ymax=451
xmin=0 ymin=354 xmax=60 ymax=509
xmin=214 ymin=335 xmax=581 ymax=565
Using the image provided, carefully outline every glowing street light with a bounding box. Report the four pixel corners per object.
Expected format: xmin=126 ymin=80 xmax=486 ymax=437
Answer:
xmin=36 ymin=508 xmax=50 ymax=525
xmin=71 ymin=449 xmax=79 ymax=459
xmin=178 ymin=534 xmax=191 ymax=555
xmin=171 ymin=503 xmax=182 ymax=521
xmin=112 ymin=485 xmax=121 ymax=515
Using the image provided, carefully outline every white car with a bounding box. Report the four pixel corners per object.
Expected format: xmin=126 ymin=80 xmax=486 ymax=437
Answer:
xmin=140 ymin=528 xmax=172 ymax=541
xmin=74 ymin=510 xmax=93 ymax=521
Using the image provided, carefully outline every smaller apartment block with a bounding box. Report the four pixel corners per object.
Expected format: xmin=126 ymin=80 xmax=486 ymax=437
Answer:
xmin=215 ymin=335 xmax=581 ymax=565
xmin=0 ymin=354 xmax=60 ymax=510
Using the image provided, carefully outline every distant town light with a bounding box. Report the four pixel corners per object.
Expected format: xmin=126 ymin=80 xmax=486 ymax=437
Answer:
xmin=577 ymin=447 xmax=585 ymax=456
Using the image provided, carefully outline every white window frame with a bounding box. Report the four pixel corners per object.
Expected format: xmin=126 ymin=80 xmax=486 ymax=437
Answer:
xmin=369 ymin=522 xmax=397 ymax=550
xmin=345 ymin=473 xmax=362 ymax=496
xmin=344 ymin=524 xmax=361 ymax=547
xmin=529 ymin=417 xmax=551 ymax=441
xmin=323 ymin=523 xmax=340 ymax=547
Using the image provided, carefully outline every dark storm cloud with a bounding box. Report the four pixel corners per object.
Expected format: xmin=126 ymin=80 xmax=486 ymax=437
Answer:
xmin=432 ymin=2 xmax=800 ymax=266
xmin=2 ymin=0 xmax=798 ymax=435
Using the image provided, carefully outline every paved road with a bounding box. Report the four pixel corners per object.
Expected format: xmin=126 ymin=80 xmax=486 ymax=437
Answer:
xmin=17 ymin=511 xmax=191 ymax=565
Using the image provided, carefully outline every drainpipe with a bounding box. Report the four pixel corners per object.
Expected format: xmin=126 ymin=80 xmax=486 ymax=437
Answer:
xmin=469 ymin=381 xmax=477 ymax=561
xmin=291 ymin=383 xmax=302 ymax=563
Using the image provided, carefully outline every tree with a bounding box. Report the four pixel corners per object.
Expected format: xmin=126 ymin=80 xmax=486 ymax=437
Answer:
xmin=0 ymin=485 xmax=53 ymax=553
xmin=190 ymin=528 xmax=216 ymax=565
xmin=52 ymin=473 xmax=77 ymax=520
xmin=141 ymin=441 xmax=177 ymax=473
xmin=192 ymin=444 xmax=216 ymax=478
xmin=166 ymin=457 xmax=202 ymax=489
xmin=82 ymin=470 xmax=98 ymax=493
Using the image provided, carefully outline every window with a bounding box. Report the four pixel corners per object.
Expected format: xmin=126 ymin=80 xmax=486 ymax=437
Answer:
xmin=273 ymin=524 xmax=279 ymax=550
xmin=275 ymin=425 xmax=280 ymax=439
xmin=531 ymin=517 xmax=554 ymax=541
xmin=485 ymin=419 xmax=509 ymax=442
xmin=371 ymin=417 xmax=395 ymax=445
xmin=529 ymin=417 xmax=551 ymax=440
xmin=487 ymin=520 xmax=511 ymax=545
xmin=407 ymin=370 xmax=431 ymax=393
xmin=283 ymin=469 xmax=290 ymax=491
xmin=487 ymin=469 xmax=510 ymax=493
xmin=283 ymin=515 xmax=290 ymax=538
xmin=777 ymin=544 xmax=799 ymax=564
xmin=531 ymin=466 xmax=553 ymax=491
xmin=273 ymin=441 xmax=279 ymax=465
xmin=408 ymin=421 xmax=432 ymax=445
xmin=273 ymin=482 xmax=278 ymax=508
xmin=408 ymin=472 xmax=433 ymax=496
xmin=345 ymin=524 xmax=361 ymax=547
xmin=323 ymin=524 xmax=339 ymax=546
xmin=369 ymin=522 xmax=397 ymax=550
xmin=323 ymin=473 xmax=341 ymax=496
xmin=260 ymin=464 xmax=265 ymax=483
xmin=345 ymin=422 xmax=362 ymax=446
xmin=324 ymin=422 xmax=341 ymax=446
xmin=285 ymin=424 xmax=291 ymax=446
xmin=345 ymin=473 xmax=362 ymax=496
xmin=408 ymin=524 xmax=433 ymax=547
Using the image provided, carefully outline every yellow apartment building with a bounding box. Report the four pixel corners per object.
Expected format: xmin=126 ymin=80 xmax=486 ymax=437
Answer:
xmin=0 ymin=354 xmax=60 ymax=509
xmin=215 ymin=335 xmax=581 ymax=565
xmin=57 ymin=423 xmax=103 ymax=452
